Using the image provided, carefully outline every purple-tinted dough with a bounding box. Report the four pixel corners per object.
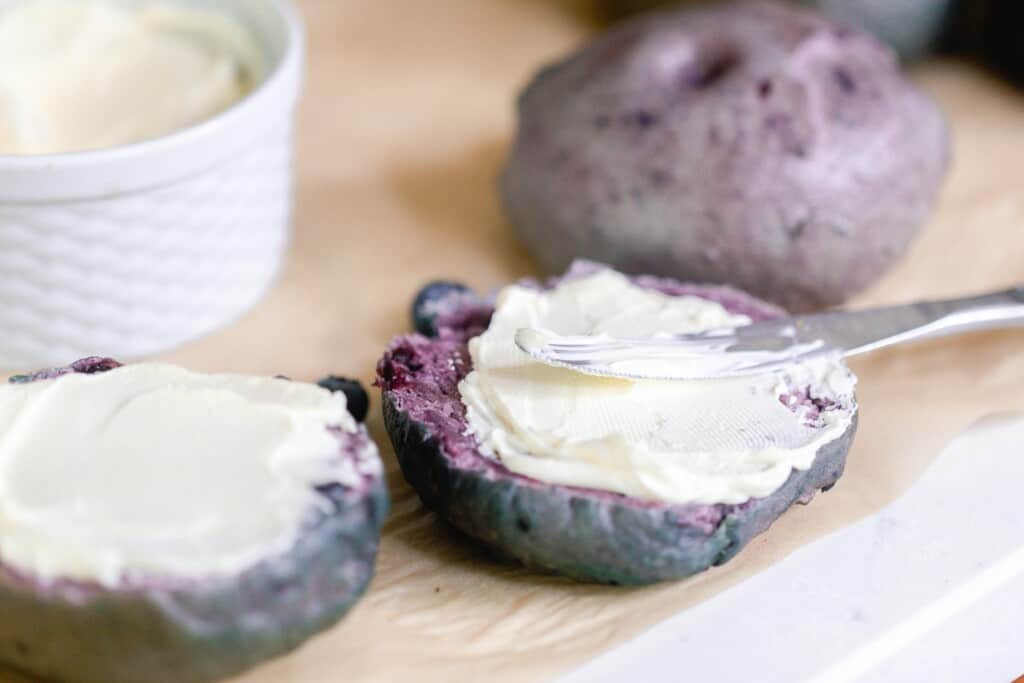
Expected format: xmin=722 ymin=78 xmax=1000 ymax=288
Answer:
xmin=377 ymin=261 xmax=858 ymax=584
xmin=501 ymin=1 xmax=949 ymax=311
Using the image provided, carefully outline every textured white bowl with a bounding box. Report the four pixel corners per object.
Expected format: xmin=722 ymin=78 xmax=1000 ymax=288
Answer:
xmin=0 ymin=0 xmax=305 ymax=369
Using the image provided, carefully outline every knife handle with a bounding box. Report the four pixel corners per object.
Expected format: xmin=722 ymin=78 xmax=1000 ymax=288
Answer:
xmin=825 ymin=286 xmax=1024 ymax=358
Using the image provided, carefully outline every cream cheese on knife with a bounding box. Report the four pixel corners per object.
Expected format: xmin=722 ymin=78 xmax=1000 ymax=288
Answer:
xmin=459 ymin=270 xmax=856 ymax=506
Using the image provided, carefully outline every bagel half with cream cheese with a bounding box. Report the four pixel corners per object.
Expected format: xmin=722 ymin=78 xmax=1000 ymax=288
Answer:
xmin=0 ymin=358 xmax=387 ymax=683
xmin=378 ymin=261 xmax=857 ymax=585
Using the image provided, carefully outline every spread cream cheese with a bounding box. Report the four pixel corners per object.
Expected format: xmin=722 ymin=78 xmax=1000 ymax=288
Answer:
xmin=0 ymin=0 xmax=261 ymax=155
xmin=0 ymin=364 xmax=374 ymax=586
xmin=459 ymin=270 xmax=856 ymax=506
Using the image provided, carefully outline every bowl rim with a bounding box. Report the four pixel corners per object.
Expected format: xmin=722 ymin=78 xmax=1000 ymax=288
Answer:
xmin=0 ymin=0 xmax=306 ymax=202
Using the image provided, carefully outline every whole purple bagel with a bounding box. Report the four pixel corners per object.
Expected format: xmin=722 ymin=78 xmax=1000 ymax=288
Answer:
xmin=0 ymin=358 xmax=388 ymax=683
xmin=379 ymin=262 xmax=858 ymax=585
xmin=501 ymin=1 xmax=949 ymax=312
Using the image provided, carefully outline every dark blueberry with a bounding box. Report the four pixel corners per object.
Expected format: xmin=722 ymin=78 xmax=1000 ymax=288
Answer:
xmin=317 ymin=376 xmax=370 ymax=423
xmin=785 ymin=219 xmax=809 ymax=241
xmin=622 ymin=109 xmax=658 ymax=128
xmin=682 ymin=49 xmax=740 ymax=90
xmin=833 ymin=67 xmax=857 ymax=94
xmin=649 ymin=168 xmax=672 ymax=188
xmin=411 ymin=280 xmax=471 ymax=336
xmin=70 ymin=357 xmax=121 ymax=374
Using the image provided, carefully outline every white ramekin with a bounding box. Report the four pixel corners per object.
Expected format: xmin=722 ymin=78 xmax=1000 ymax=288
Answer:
xmin=0 ymin=0 xmax=305 ymax=369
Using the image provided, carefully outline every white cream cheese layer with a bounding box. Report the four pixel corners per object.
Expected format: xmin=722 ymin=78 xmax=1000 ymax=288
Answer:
xmin=0 ymin=0 xmax=261 ymax=155
xmin=0 ymin=364 xmax=372 ymax=586
xmin=459 ymin=271 xmax=856 ymax=506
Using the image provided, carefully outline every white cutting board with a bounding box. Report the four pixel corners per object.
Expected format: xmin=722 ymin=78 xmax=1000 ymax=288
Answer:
xmin=564 ymin=415 xmax=1024 ymax=683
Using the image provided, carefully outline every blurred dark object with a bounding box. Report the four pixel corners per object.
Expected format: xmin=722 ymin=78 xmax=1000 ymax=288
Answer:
xmin=597 ymin=0 xmax=954 ymax=61
xmin=598 ymin=0 xmax=705 ymax=17
xmin=802 ymin=0 xmax=953 ymax=61
xmin=945 ymin=0 xmax=1024 ymax=86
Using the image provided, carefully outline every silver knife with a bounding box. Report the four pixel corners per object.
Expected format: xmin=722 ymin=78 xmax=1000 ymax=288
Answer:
xmin=514 ymin=287 xmax=1024 ymax=381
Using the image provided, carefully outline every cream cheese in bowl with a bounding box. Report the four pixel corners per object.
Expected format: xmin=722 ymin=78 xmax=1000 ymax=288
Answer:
xmin=0 ymin=0 xmax=262 ymax=155
xmin=0 ymin=0 xmax=304 ymax=368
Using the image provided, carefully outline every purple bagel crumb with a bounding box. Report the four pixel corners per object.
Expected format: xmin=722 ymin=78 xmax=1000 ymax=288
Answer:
xmin=9 ymin=357 xmax=122 ymax=384
xmin=781 ymin=386 xmax=839 ymax=425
